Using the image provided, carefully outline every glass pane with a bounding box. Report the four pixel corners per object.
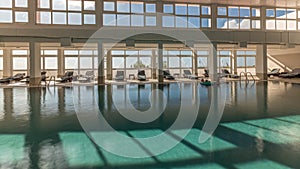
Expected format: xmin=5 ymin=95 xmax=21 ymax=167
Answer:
xmin=168 ymin=50 xmax=180 ymax=55
xmin=52 ymin=0 xmax=66 ymax=10
xmin=15 ymin=0 xmax=28 ymax=8
xmin=79 ymin=50 xmax=93 ymax=55
xmin=84 ymin=1 xmax=95 ymax=10
xmin=103 ymin=14 xmax=116 ymax=26
xmin=201 ymin=6 xmax=211 ymax=15
xmin=104 ymin=1 xmax=114 ymax=11
xmin=68 ymin=0 xmax=82 ymax=11
xmin=146 ymin=3 xmax=156 ymax=13
xmin=131 ymin=14 xmax=144 ymax=26
xmin=65 ymin=57 xmax=78 ymax=69
xmin=68 ymin=13 xmax=82 ymax=25
xmin=252 ymin=8 xmax=260 ymax=17
xmin=0 ymin=0 xmax=12 ymax=8
xmin=246 ymin=57 xmax=255 ymax=67
xmin=45 ymin=57 xmax=58 ymax=69
xmin=240 ymin=7 xmax=250 ymax=17
xmin=13 ymin=57 xmax=27 ymax=70
xmin=217 ymin=18 xmax=227 ymax=29
xmin=219 ymin=50 xmax=231 ymax=55
xmin=176 ymin=16 xmax=187 ymax=28
xmin=252 ymin=20 xmax=261 ymax=29
xmin=117 ymin=1 xmax=129 ymax=13
xmin=218 ymin=7 xmax=226 ymax=16
xmin=276 ymin=20 xmax=286 ymax=30
xmin=84 ymin=14 xmax=95 ymax=24
xmin=126 ymin=57 xmax=137 ymax=68
xmin=169 ymin=57 xmax=179 ymax=68
xmin=139 ymin=57 xmax=151 ymax=68
xmin=228 ymin=6 xmax=239 ymax=17
xmin=175 ymin=4 xmax=187 ymax=15
xmin=12 ymin=50 xmax=28 ymax=55
xmin=15 ymin=11 xmax=28 ymax=22
xmin=276 ymin=8 xmax=286 ymax=18
xmin=220 ymin=57 xmax=230 ymax=67
xmin=163 ymin=4 xmax=173 ymax=13
xmin=38 ymin=0 xmax=50 ymax=8
xmin=145 ymin=16 xmax=156 ymax=26
xmin=197 ymin=57 xmax=207 ymax=67
xmin=36 ymin=11 xmax=51 ymax=24
xmin=240 ymin=19 xmax=250 ymax=29
xmin=80 ymin=57 xmax=92 ymax=69
xmin=287 ymin=20 xmax=296 ymax=30
xmin=113 ymin=57 xmax=124 ymax=68
xmin=0 ymin=50 xmax=3 ymax=55
xmin=181 ymin=51 xmax=192 ymax=55
xmin=237 ymin=57 xmax=245 ymax=67
xmin=266 ymin=19 xmax=275 ymax=29
xmin=188 ymin=17 xmax=200 ymax=28
xmin=181 ymin=57 xmax=192 ymax=67
xmin=44 ymin=50 xmax=58 ymax=55
xmin=245 ymin=51 xmax=256 ymax=55
xmin=201 ymin=18 xmax=211 ymax=28
xmin=197 ymin=50 xmax=209 ymax=55
xmin=53 ymin=12 xmax=67 ymax=24
xmin=131 ymin=2 xmax=143 ymax=13
xmin=266 ymin=9 xmax=275 ymax=17
xmin=162 ymin=16 xmax=174 ymax=27
xmin=117 ymin=14 xmax=130 ymax=26
xmin=94 ymin=57 xmax=98 ymax=69
xmin=111 ymin=50 xmax=124 ymax=55
xmin=287 ymin=9 xmax=296 ymax=19
xmin=188 ymin=4 xmax=200 ymax=16
xmin=0 ymin=10 xmax=13 ymax=23
xmin=228 ymin=18 xmax=239 ymax=29
xmin=236 ymin=51 xmax=245 ymax=55
xmin=64 ymin=50 xmax=78 ymax=55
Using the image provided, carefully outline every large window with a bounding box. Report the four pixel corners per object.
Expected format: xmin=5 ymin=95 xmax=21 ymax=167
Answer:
xmin=162 ymin=3 xmax=211 ymax=28
xmin=266 ymin=8 xmax=297 ymax=30
xmin=103 ymin=1 xmax=156 ymax=27
xmin=163 ymin=50 xmax=193 ymax=76
xmin=36 ymin=0 xmax=96 ymax=25
xmin=111 ymin=49 xmax=153 ymax=79
xmin=0 ymin=0 xmax=28 ymax=23
xmin=217 ymin=6 xmax=260 ymax=29
xmin=236 ymin=50 xmax=256 ymax=74
xmin=41 ymin=49 xmax=58 ymax=70
xmin=217 ymin=50 xmax=231 ymax=70
xmin=12 ymin=49 xmax=28 ymax=71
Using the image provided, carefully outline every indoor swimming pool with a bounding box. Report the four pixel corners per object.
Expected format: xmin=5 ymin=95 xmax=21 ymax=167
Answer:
xmin=0 ymin=81 xmax=300 ymax=169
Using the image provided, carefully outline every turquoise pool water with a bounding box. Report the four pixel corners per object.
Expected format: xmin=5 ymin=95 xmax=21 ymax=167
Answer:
xmin=0 ymin=81 xmax=300 ymax=168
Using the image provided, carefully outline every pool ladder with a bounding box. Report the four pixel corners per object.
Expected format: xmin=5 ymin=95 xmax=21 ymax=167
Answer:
xmin=239 ymin=72 xmax=256 ymax=82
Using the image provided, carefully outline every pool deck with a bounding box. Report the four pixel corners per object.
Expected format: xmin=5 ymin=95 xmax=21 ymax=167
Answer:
xmin=1 ymin=76 xmax=300 ymax=87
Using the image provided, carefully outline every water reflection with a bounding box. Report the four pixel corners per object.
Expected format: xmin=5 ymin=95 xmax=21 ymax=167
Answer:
xmin=0 ymin=81 xmax=299 ymax=168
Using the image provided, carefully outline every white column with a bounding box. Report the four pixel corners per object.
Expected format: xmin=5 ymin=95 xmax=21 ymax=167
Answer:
xmin=29 ymin=41 xmax=41 ymax=86
xmin=106 ymin=50 xmax=112 ymax=80
xmin=151 ymin=49 xmax=157 ymax=79
xmin=97 ymin=41 xmax=105 ymax=84
xmin=193 ymin=50 xmax=198 ymax=76
xmin=57 ymin=48 xmax=65 ymax=77
xmin=256 ymin=44 xmax=268 ymax=80
xmin=208 ymin=43 xmax=218 ymax=82
xmin=158 ymin=42 xmax=164 ymax=83
xmin=3 ymin=48 xmax=13 ymax=78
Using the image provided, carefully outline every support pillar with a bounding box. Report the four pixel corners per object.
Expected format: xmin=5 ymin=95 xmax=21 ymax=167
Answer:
xmin=151 ymin=49 xmax=157 ymax=79
xmin=256 ymin=44 xmax=268 ymax=80
xmin=3 ymin=48 xmax=13 ymax=78
xmin=57 ymin=48 xmax=65 ymax=77
xmin=158 ymin=42 xmax=164 ymax=83
xmin=106 ymin=50 xmax=112 ymax=80
xmin=97 ymin=41 xmax=105 ymax=84
xmin=208 ymin=43 xmax=218 ymax=82
xmin=233 ymin=50 xmax=237 ymax=74
xmin=193 ymin=50 xmax=198 ymax=76
xmin=29 ymin=42 xmax=41 ymax=86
